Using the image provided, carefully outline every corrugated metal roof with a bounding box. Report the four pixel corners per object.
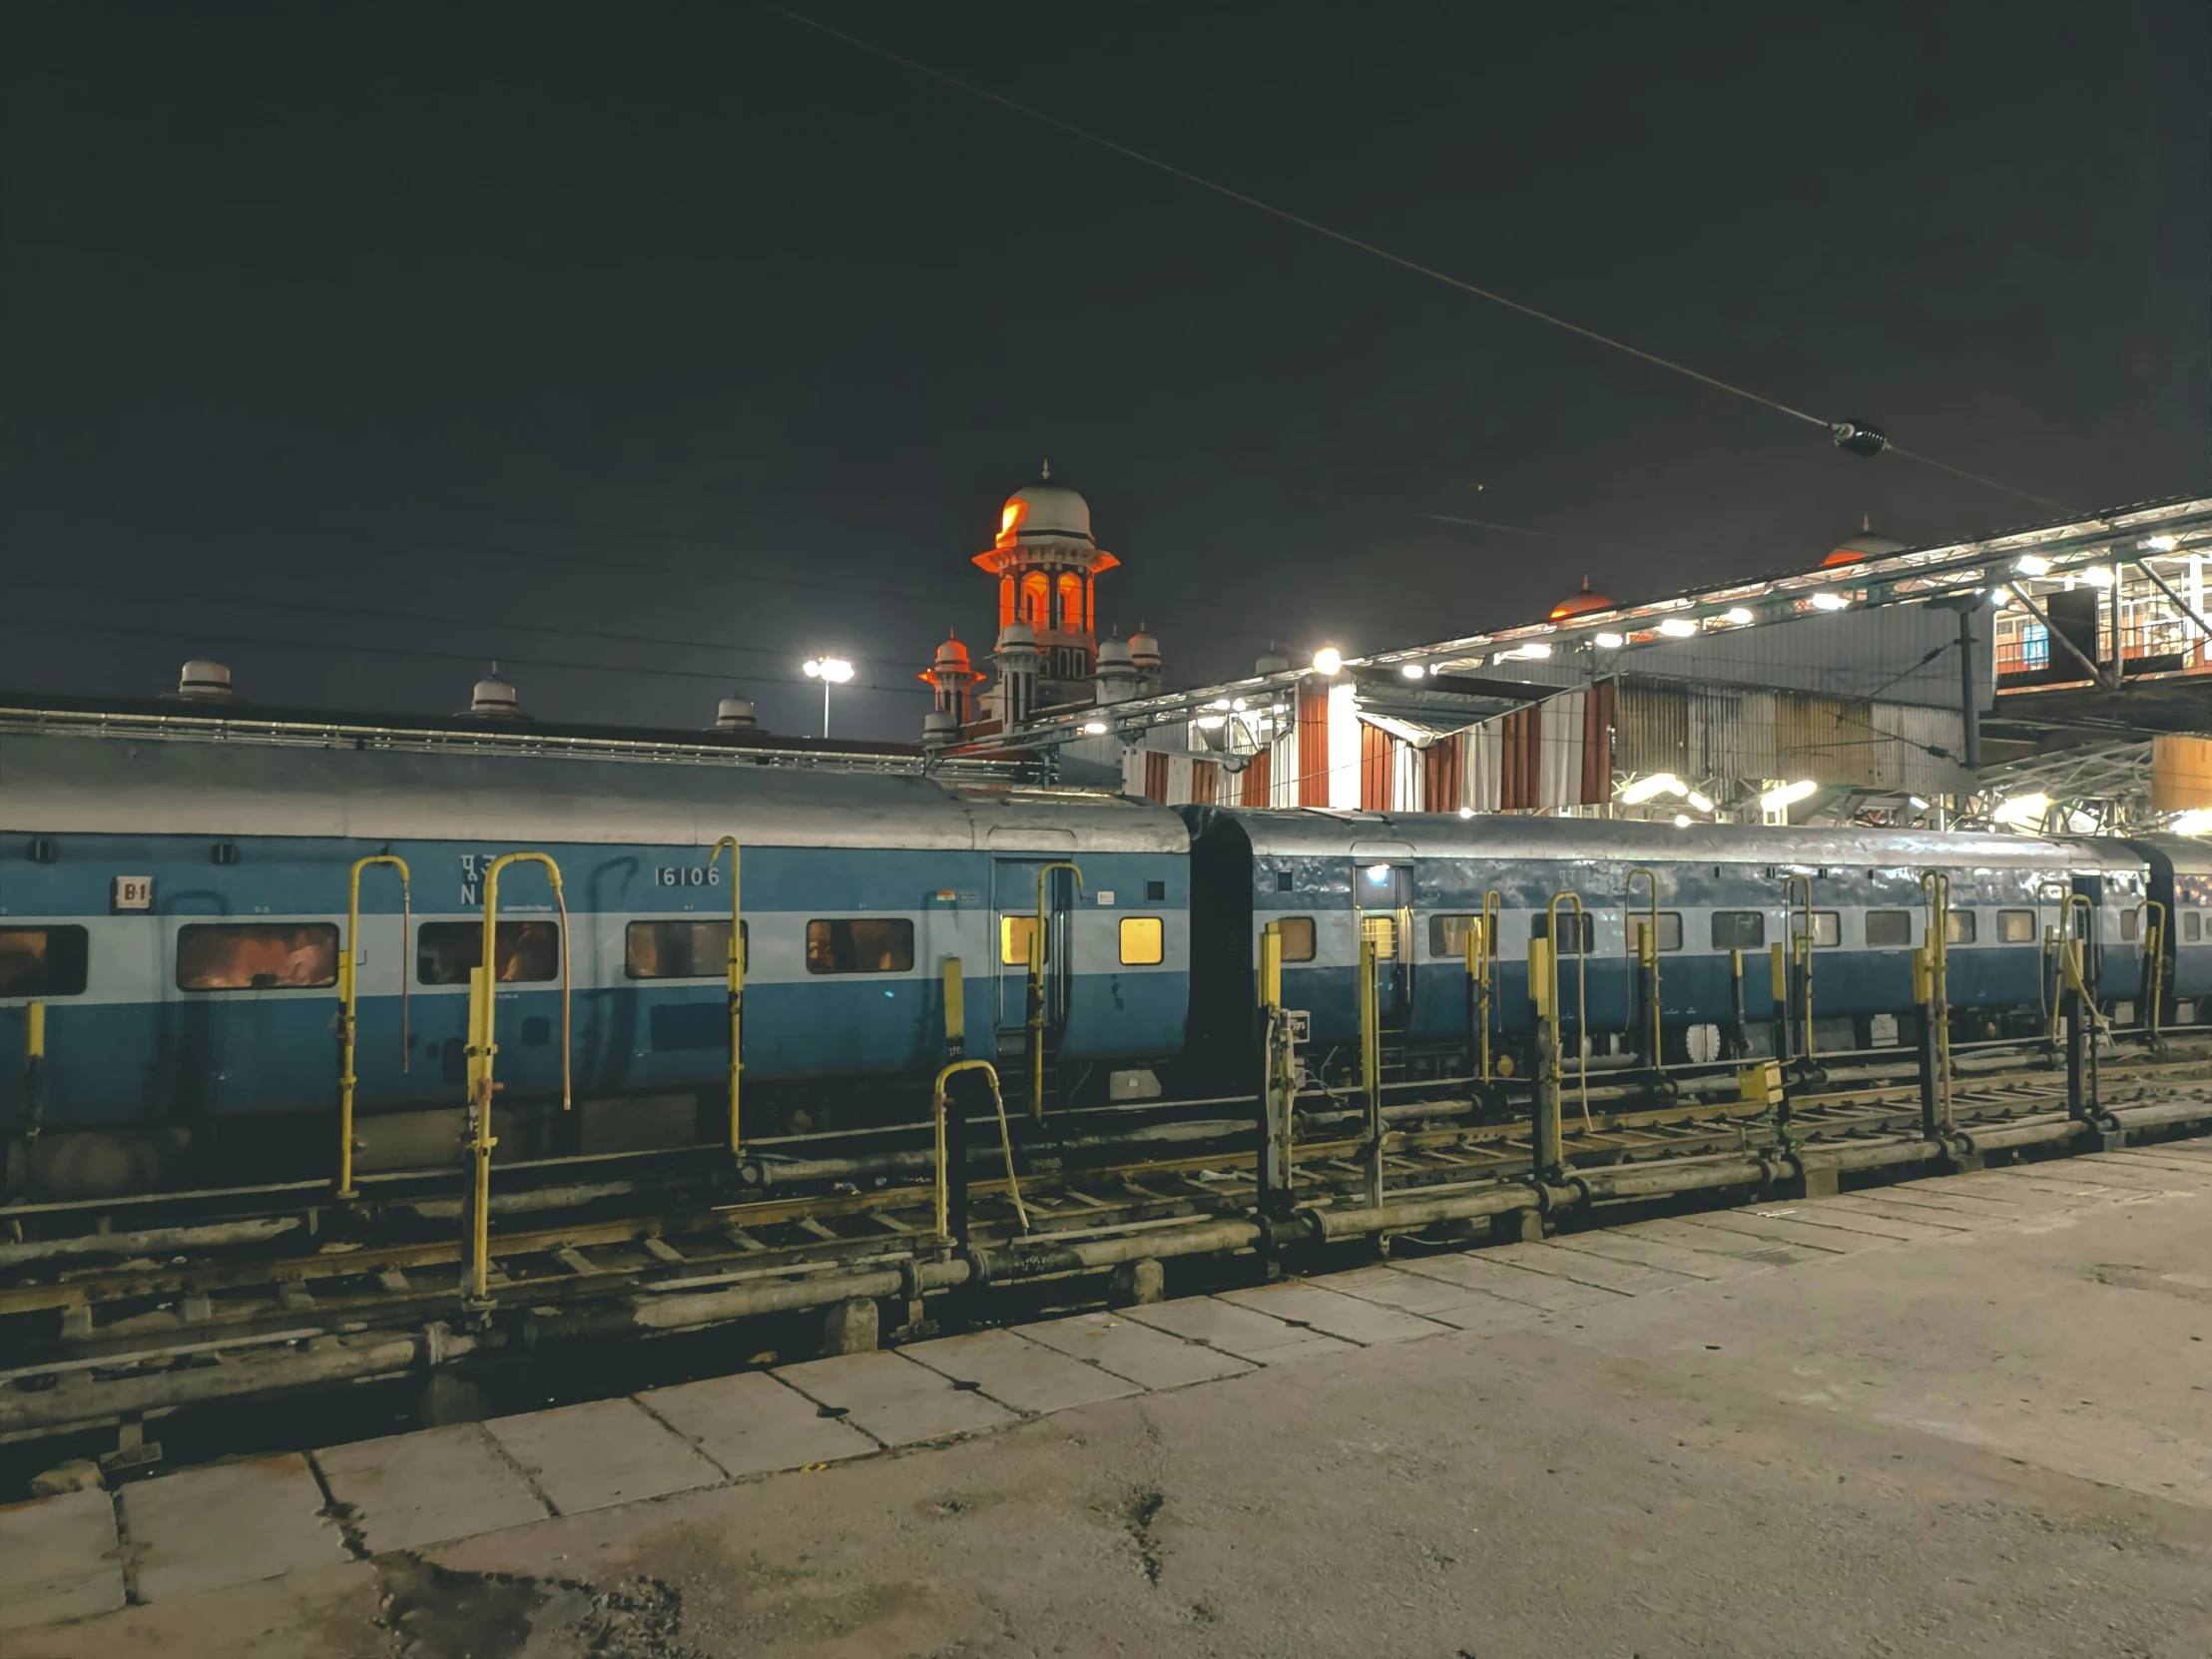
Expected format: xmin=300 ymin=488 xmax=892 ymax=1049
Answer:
xmin=1478 ymin=605 xmax=1987 ymax=711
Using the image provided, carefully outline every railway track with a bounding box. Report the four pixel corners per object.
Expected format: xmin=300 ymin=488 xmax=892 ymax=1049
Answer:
xmin=5 ymin=1046 xmax=2211 ymax=1460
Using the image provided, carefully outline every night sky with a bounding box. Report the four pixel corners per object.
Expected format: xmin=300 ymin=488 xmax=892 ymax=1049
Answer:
xmin=2 ymin=3 xmax=2204 ymax=740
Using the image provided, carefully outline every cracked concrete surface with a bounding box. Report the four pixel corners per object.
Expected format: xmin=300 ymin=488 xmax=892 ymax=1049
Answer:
xmin=10 ymin=1148 xmax=2212 ymax=1657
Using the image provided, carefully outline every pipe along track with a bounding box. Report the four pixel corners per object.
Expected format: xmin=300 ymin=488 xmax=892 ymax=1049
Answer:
xmin=4 ymin=1049 xmax=2212 ymax=1451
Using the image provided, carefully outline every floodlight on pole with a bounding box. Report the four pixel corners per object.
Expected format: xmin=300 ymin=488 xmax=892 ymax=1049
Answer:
xmin=802 ymin=655 xmax=855 ymax=737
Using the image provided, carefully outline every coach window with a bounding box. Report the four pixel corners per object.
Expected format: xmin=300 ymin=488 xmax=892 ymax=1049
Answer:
xmin=1119 ymin=916 xmax=1164 ymax=965
xmin=0 ymin=925 xmax=89 ymax=998
xmin=1945 ymin=910 xmax=1976 ymax=944
xmin=1275 ymin=916 xmax=1317 ymax=962
xmin=1000 ymin=915 xmax=1044 ymax=966
xmin=1793 ymin=911 xmax=1841 ymax=949
xmin=626 ymin=919 xmax=745 ymax=979
xmin=1430 ymin=914 xmax=1477 ymax=958
xmin=2188 ymin=911 xmax=2204 ymax=943
xmin=1865 ymin=910 xmax=1914 ymax=947
xmin=807 ymin=918 xmax=914 ymax=974
xmin=179 ymin=922 xmax=339 ymax=991
xmin=1996 ymin=909 xmax=2037 ymax=944
xmin=417 ymin=921 xmax=560 ymax=986
xmin=1528 ymin=911 xmax=1595 ymax=953
xmin=1627 ymin=912 xmax=1683 ymax=954
xmin=2118 ymin=909 xmax=2138 ymax=943
xmin=1710 ymin=910 xmax=1765 ymax=951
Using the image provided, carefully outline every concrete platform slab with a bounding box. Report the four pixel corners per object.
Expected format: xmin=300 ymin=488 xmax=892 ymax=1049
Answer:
xmin=1888 ymin=1178 xmax=2049 ymax=1213
xmin=1718 ymin=1202 xmax=1963 ymax=1243
xmin=1839 ymin=1187 xmax=2029 ymax=1226
xmin=1018 ymin=1311 xmax=1255 ymax=1390
xmin=639 ymin=1371 xmax=878 ymax=1476
xmin=122 ymin=1453 xmax=345 ymax=1602
xmin=0 ymin=1487 xmax=123 ymax=1631
xmin=1316 ymin=1262 xmax=1549 ymax=1327
xmin=2087 ymin=1159 xmax=2212 ymax=1185
xmin=1391 ymin=1249 xmax=1626 ymax=1310
xmin=1621 ymin=1216 xmax=1839 ymax=1266
xmin=1213 ymin=1280 xmax=1451 ymax=1345
xmin=903 ymin=1329 xmax=1141 ymax=1413
xmin=313 ymin=1423 xmax=550 ymax=1553
xmin=775 ymin=1350 xmax=1017 ymax=1445
xmin=1819 ymin=1194 xmax=2004 ymax=1232
xmin=2000 ymin=1161 xmax=2195 ymax=1193
xmin=484 ymin=1396 xmax=722 ymax=1513
xmin=1686 ymin=1208 xmax=1896 ymax=1254
xmin=1545 ymin=1230 xmax=1769 ymax=1281
xmin=1124 ymin=1295 xmax=1362 ymax=1363
xmin=1485 ymin=1239 xmax=1698 ymax=1294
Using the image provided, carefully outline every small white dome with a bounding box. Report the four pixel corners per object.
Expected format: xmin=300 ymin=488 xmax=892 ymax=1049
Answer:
xmin=1096 ymin=635 xmax=1134 ymax=669
xmin=1254 ymin=644 xmax=1292 ymax=675
xmin=998 ymin=476 xmax=1093 ymax=546
xmin=1127 ymin=628 xmax=1161 ymax=668
xmin=469 ymin=675 xmax=519 ymax=718
xmin=715 ymin=697 xmax=757 ymax=730
xmin=176 ymin=659 xmax=236 ymax=700
xmin=995 ymin=619 xmax=1037 ymax=650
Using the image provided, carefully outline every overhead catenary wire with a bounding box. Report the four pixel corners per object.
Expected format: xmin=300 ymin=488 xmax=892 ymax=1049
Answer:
xmin=774 ymin=7 xmax=2066 ymax=514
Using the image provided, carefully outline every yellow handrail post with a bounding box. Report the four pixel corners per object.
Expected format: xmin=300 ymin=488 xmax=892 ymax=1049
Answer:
xmin=707 ymin=838 xmax=744 ymax=1155
xmin=1626 ymin=866 xmax=1661 ymax=1069
xmin=462 ymin=851 xmax=572 ymax=1309
xmin=1258 ymin=921 xmax=1298 ymax=1217
xmin=1783 ymin=872 xmax=1817 ymax=1071
xmin=1360 ymin=933 xmax=1382 ymax=1210
xmin=933 ymin=1057 xmax=1025 ymax=1237
xmin=338 ymin=854 xmax=409 ymax=1199
xmin=23 ymin=1000 xmax=45 ymax=1141
xmin=1027 ymin=860 xmax=1083 ymax=1119
xmin=1527 ymin=931 xmax=1561 ymax=1180
xmin=1546 ymin=892 xmax=1591 ymax=1133
xmin=2129 ymin=898 xmax=2166 ymax=1045
xmin=1918 ymin=870 xmax=1953 ymax=1136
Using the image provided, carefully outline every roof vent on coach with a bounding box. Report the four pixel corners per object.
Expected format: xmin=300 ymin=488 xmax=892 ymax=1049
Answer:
xmin=170 ymin=659 xmax=239 ymax=702
xmin=465 ymin=668 xmax=523 ymax=719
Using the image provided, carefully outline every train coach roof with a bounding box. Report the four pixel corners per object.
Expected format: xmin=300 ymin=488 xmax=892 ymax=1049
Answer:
xmin=2125 ymin=833 xmax=2212 ymax=877
xmin=1188 ymin=806 xmax=2120 ymax=872
xmin=0 ymin=731 xmax=1188 ymax=853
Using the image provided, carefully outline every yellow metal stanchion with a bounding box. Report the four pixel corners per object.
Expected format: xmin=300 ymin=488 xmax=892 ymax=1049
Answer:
xmin=1626 ymin=866 xmax=1662 ymax=1068
xmin=2129 ymin=898 xmax=2166 ymax=1045
xmin=706 ymin=837 xmax=744 ymax=1154
xmin=1258 ymin=921 xmax=1298 ymax=1215
xmin=24 ymin=1000 xmax=45 ymax=1142
xmin=1545 ymin=892 xmax=1591 ymax=1132
xmin=463 ymin=852 xmax=572 ymax=1309
xmin=1784 ymin=873 xmax=1817 ymax=1069
xmin=1917 ymin=870 xmax=1953 ymax=1136
xmin=933 ymin=1057 xmax=1025 ymax=1237
xmin=1527 ymin=932 xmax=1561 ymax=1178
xmin=337 ymin=854 xmax=409 ymax=1199
xmin=1026 ymin=860 xmax=1083 ymax=1119
xmin=1360 ymin=932 xmax=1382 ymax=1209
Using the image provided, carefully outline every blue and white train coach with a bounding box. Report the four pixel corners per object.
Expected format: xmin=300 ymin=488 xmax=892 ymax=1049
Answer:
xmin=1182 ymin=807 xmax=2174 ymax=1080
xmin=0 ymin=732 xmax=1190 ymax=1197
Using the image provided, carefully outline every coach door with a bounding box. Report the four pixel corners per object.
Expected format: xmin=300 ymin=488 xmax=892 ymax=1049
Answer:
xmin=992 ymin=859 xmax=1077 ymax=1057
xmin=1356 ymin=858 xmax=1411 ymax=1026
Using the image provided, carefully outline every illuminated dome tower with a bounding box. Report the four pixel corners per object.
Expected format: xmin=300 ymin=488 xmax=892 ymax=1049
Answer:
xmin=975 ymin=464 xmax=1121 ymax=717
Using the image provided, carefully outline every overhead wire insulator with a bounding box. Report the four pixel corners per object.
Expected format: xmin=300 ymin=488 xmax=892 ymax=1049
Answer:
xmin=1830 ymin=420 xmax=1890 ymax=458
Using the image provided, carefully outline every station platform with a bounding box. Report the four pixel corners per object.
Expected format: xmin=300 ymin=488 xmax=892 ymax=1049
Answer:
xmin=6 ymin=1141 xmax=2210 ymax=1656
